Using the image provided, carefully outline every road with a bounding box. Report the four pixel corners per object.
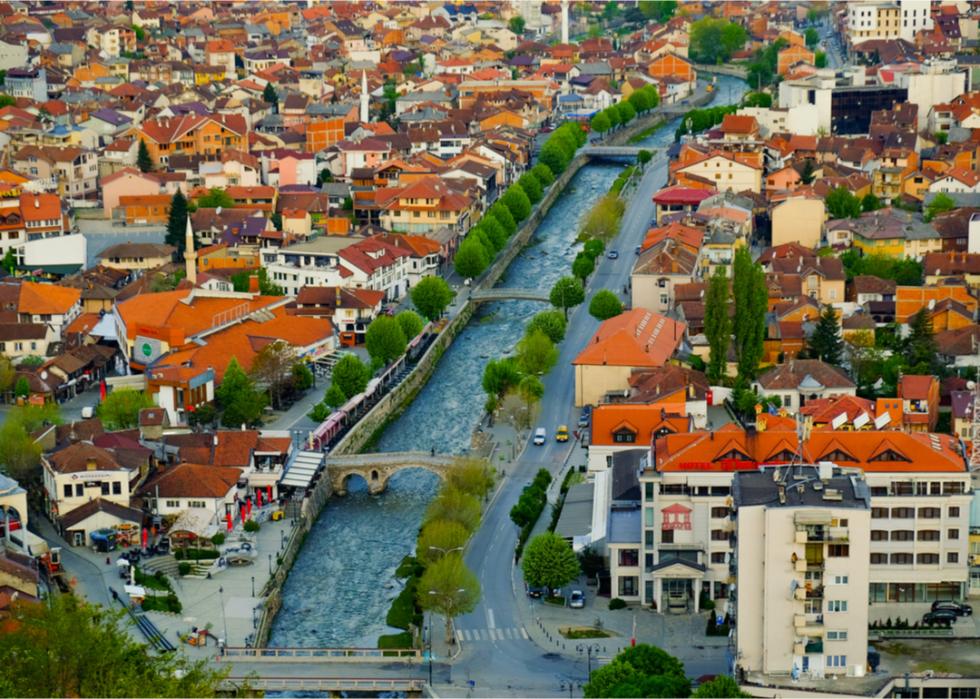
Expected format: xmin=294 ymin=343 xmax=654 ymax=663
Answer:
xmin=449 ymin=153 xmax=726 ymax=696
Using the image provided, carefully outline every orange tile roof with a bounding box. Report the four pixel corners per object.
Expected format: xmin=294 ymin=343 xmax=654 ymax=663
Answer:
xmin=573 ymin=308 xmax=686 ymax=368
xmin=18 ymin=281 xmax=81 ymax=315
xmin=139 ymin=462 xmax=241 ymax=499
xmin=802 ymin=431 xmax=964 ymax=472
xmin=116 ymin=290 xmax=283 ymax=341
xmin=591 ymin=403 xmax=689 ymax=447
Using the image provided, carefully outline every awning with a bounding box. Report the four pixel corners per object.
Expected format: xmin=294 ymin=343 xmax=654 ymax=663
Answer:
xmin=280 ymin=450 xmax=324 ymax=489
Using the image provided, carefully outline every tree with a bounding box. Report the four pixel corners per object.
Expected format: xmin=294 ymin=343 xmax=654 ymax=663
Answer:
xmin=799 ymin=158 xmax=816 ymax=185
xmin=478 ymin=215 xmax=508 ymax=251
xmin=0 ymin=594 xmax=226 ymax=697
xmin=516 ymin=329 xmax=558 ymax=376
xmin=527 ymin=310 xmax=566 ymax=344
xmin=424 ymin=487 xmax=481 ymax=533
xmin=588 ymin=289 xmax=623 ymax=321
xmin=572 ymin=252 xmax=595 ymax=282
xmin=330 ymin=353 xmax=371 ymax=405
xmin=808 ymin=305 xmax=843 ymax=366
xmin=0 ymin=354 xmax=14 ymax=393
xmin=411 ymin=276 xmax=453 ymax=321
xmin=616 ymin=100 xmax=636 ymax=125
xmin=508 ymin=15 xmax=525 ymax=35
xmin=637 ymin=149 xmax=652 ymax=166
xmin=164 ymin=190 xmax=189 ymax=256
xmin=96 ymin=389 xmax=154 ymax=430
xmin=583 ymin=238 xmax=605 ymax=259
xmin=522 ymin=532 xmax=581 ymax=590
xmin=249 ymin=340 xmax=296 ymax=409
xmin=454 ymin=236 xmax=488 ymax=279
xmin=732 ymin=247 xmax=767 ymax=381
xmin=396 ymin=310 xmax=424 ymax=341
xmin=9 ymin=403 xmax=60 ymax=434
xmin=446 ymin=457 xmax=494 ymax=499
xmin=487 ymin=201 xmax=517 ymax=236
xmin=482 ymin=357 xmax=522 ymax=402
xmin=216 ymin=358 xmax=267 ymax=427
xmin=742 ymin=91 xmax=772 ymax=108
xmin=689 ymin=18 xmax=747 ymax=64
xmin=0 ymin=420 xmax=41 ymax=486
xmin=418 ymin=520 xmax=470 ymax=564
xmin=323 ymin=384 xmax=347 ymax=409
xmin=603 ymin=105 xmax=621 ymax=130
xmin=416 ymin=553 xmax=481 ymax=643
xmin=704 ymin=267 xmax=731 ymax=384
xmin=365 ymin=315 xmax=407 ymax=366
xmin=862 ymin=193 xmax=882 ymax=212
xmin=825 ymin=186 xmax=862 ymax=219
xmin=516 ymin=375 xmax=544 ymax=429
xmin=1 ymin=248 xmax=15 ymax=275
xmin=517 ymin=173 xmax=542 ymax=204
xmin=539 ymin=139 xmax=572 ymax=176
xmin=14 ymin=376 xmax=28 ymax=398
xmin=584 ymin=644 xmax=689 ymax=699
xmin=197 ymin=187 xmax=234 ymax=209
xmin=501 ymin=186 xmax=532 ymax=222
xmin=263 ymin=81 xmax=278 ymax=107
xmin=0 ymin=94 xmax=15 ymax=109
xmin=531 ymin=163 xmax=554 ymax=187
xmin=590 ymin=111 xmax=611 ymax=134
xmin=291 ymin=362 xmax=314 ymax=392
xmin=814 ymin=50 xmax=827 ymax=68
xmin=692 ymin=676 xmax=751 ymax=698
xmin=550 ymin=276 xmax=585 ymax=319
xmin=905 ymin=308 xmax=939 ymax=374
xmin=925 ymin=193 xmax=956 ymax=222
xmin=804 ymin=27 xmax=819 ymax=48
xmin=137 ymin=140 xmax=153 ymax=172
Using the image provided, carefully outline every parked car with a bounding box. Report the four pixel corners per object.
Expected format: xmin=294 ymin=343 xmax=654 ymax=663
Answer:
xmin=533 ymin=427 xmax=546 ymax=445
xmin=555 ymin=425 xmax=569 ymax=442
xmin=634 ymin=245 xmax=643 ymax=255
xmin=922 ymin=609 xmax=957 ymax=626
xmin=527 ymin=585 xmax=548 ymax=599
xmin=607 ymin=250 xmax=619 ymax=260
xmin=569 ymin=590 xmax=585 ymax=608
xmin=577 ymin=412 xmax=590 ymax=428
xmin=931 ymin=601 xmax=972 ymax=616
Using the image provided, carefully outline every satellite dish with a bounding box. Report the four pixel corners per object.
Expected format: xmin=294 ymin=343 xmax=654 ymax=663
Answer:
xmin=40 ymin=370 xmax=48 ymax=380
xmin=968 ymin=381 xmax=976 ymax=390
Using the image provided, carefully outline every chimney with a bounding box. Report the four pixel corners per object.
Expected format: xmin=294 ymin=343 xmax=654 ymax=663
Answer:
xmin=248 ymin=274 xmax=259 ymax=294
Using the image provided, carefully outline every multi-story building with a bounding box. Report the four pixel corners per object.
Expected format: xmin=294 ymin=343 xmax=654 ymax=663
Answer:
xmin=734 ymin=463 xmax=871 ymax=680
xmin=5 ymin=67 xmax=47 ymax=102
xmin=631 ymin=426 xmax=972 ymax=617
xmin=846 ymin=0 xmax=932 ymax=44
xmin=131 ymin=114 xmax=248 ymax=167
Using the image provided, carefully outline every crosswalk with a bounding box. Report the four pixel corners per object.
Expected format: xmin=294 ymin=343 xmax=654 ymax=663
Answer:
xmin=456 ymin=627 xmax=529 ymax=642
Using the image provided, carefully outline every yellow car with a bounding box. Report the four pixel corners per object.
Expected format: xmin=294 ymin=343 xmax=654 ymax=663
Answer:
xmin=271 ymin=510 xmax=285 ymax=522
xmin=555 ymin=425 xmax=569 ymax=442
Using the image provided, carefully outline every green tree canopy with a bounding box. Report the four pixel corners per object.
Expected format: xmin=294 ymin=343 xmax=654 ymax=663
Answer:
xmin=0 ymin=419 xmax=42 ymax=486
xmin=501 ymin=186 xmax=532 ymax=222
xmin=0 ymin=594 xmax=226 ymax=697
xmin=926 ymin=193 xmax=956 ymax=222
xmin=689 ymin=17 xmax=747 ymax=64
xmin=742 ymin=91 xmax=772 ymax=108
xmin=508 ymin=15 xmax=525 ymax=35
xmin=588 ymin=289 xmax=623 ymax=321
xmin=808 ymin=304 xmax=843 ymax=366
xmin=482 ymin=357 xmax=522 ymax=400
xmin=454 ymin=236 xmax=489 ymax=279
xmin=530 ymin=163 xmax=554 ymax=187
xmin=416 ymin=553 xmax=481 ymax=642
xmin=164 ymin=190 xmax=189 ymax=256
xmin=616 ymin=100 xmax=636 ymax=125
xmin=814 ymin=50 xmax=827 ymax=68
xmin=323 ymin=383 xmax=347 ymax=409
xmin=584 ymin=644 xmax=689 ymax=699
xmin=96 ymin=389 xmax=154 ymax=430
xmin=411 ymin=275 xmax=453 ymax=321
xmin=216 ymin=357 xmax=267 ymax=427
xmin=522 ymin=532 xmax=581 ymax=590
xmin=732 ymin=247 xmax=767 ymax=381
xmin=488 ymin=201 xmax=517 ymax=235
xmin=331 ymin=353 xmax=371 ymax=399
xmin=445 ymin=457 xmax=494 ymax=499
xmin=196 ymin=188 xmax=234 ymax=209
xmin=905 ymin=308 xmax=940 ymax=374
xmin=572 ymin=251 xmax=596 ymax=282
xmin=550 ymin=276 xmax=585 ymax=318
xmin=861 ymin=193 xmax=882 ymax=212
xmin=424 ymin=486 xmax=481 ymax=533
xmin=824 ymin=186 xmax=862 ymax=219
xmin=365 ymin=315 xmax=408 ymax=366
xmin=527 ymin=310 xmax=566 ymax=344
xmin=692 ymin=675 xmax=751 ymax=698
xmin=477 ymin=215 xmax=508 ymax=251
xmin=539 ymin=139 xmax=572 ymax=175
xmin=804 ymin=27 xmax=819 ymax=48
xmin=418 ymin=519 xmax=470 ymax=564
xmin=704 ymin=267 xmax=731 ymax=384
xmin=516 ymin=329 xmax=558 ymax=376
xmin=262 ymin=81 xmax=278 ymax=106
xmin=517 ymin=172 xmax=543 ymax=204
xmin=396 ymin=309 xmax=425 ymax=340
xmin=590 ymin=110 xmax=611 ymax=134
xmin=137 ymin=140 xmax=153 ymax=172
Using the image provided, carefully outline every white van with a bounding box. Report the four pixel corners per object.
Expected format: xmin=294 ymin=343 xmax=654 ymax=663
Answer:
xmin=533 ymin=427 xmax=546 ymax=446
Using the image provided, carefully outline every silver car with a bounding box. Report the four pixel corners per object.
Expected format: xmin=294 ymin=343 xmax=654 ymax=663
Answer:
xmin=569 ymin=590 xmax=585 ymax=609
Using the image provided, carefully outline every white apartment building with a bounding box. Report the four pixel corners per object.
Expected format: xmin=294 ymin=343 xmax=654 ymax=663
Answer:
xmin=846 ymin=0 xmax=933 ymax=44
xmin=734 ymin=463 xmax=871 ymax=680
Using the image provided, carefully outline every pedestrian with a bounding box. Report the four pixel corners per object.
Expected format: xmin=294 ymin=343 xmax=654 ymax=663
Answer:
xmin=431 ymin=445 xmax=436 ymax=457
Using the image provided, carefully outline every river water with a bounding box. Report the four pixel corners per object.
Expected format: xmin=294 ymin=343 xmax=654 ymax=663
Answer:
xmin=268 ymin=75 xmax=748 ymax=648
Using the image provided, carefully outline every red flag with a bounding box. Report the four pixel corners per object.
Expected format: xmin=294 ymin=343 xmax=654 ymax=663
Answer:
xmin=226 ymin=511 xmax=232 ymax=532
xmin=246 ymin=499 xmax=252 ymax=518
xmin=266 ymin=485 xmax=272 ymax=502
xmin=99 ymin=379 xmax=107 ymax=401
xmin=141 ymin=527 xmax=148 ymax=548
xmin=257 ymin=490 xmax=263 ymax=507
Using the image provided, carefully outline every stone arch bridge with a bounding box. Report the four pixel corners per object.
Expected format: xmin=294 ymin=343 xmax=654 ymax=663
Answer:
xmin=326 ymin=452 xmax=459 ymax=495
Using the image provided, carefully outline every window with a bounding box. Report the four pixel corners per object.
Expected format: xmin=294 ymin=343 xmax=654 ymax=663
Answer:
xmin=826 ymin=655 xmax=847 ymax=669
xmin=75 ymin=484 xmax=83 ymax=497
xmin=618 ymin=576 xmax=637 ymax=596
xmin=833 ymin=575 xmax=848 ymax=585
xmin=711 ymin=552 xmax=726 ymax=564
xmin=917 ymin=553 xmax=940 ymax=564
xmin=826 ymin=630 xmax=848 ymax=641
xmin=947 ymin=552 xmax=959 ymax=564
xmin=871 ymin=508 xmax=888 ymax=519
xmin=644 ymin=482 xmax=654 ymax=500
xmin=101 ymin=482 xmax=109 ymax=495
xmin=112 ymin=481 xmax=121 ymax=495
xmin=949 ymin=507 xmax=960 ymax=518
xmin=619 ymin=549 xmax=639 ymax=567
xmin=948 ymin=528 xmax=959 ymax=540
xmin=827 ymin=600 xmax=847 ymax=612
xmin=917 ymin=530 xmax=940 ymax=542
xmin=828 ymin=544 xmax=849 ymax=557
xmin=165 ymin=500 xmax=179 ymax=508
xmin=891 ymin=507 xmax=914 ymax=518
xmin=661 ymin=529 xmax=673 ymax=544
xmin=710 ymin=529 xmax=728 ymax=541
xmin=710 ymin=507 xmax=729 ymax=519
xmin=188 ymin=500 xmax=207 ymax=509
xmin=63 ymin=483 xmax=72 ymax=498
xmin=918 ymin=507 xmax=940 ymax=519
xmin=871 ymin=553 xmax=887 ymax=564
xmin=891 ymin=530 xmax=914 ymax=541
xmin=890 ymin=553 xmax=913 ymax=565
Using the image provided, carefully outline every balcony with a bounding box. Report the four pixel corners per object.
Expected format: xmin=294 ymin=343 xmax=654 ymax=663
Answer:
xmin=805 ymin=640 xmax=823 ymax=654
xmin=794 ymin=614 xmax=824 ymax=634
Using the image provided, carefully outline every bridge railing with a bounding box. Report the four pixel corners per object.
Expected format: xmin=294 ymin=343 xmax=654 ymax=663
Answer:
xmin=221 ymin=646 xmax=423 ymax=662
xmin=220 ymin=676 xmax=425 ymax=691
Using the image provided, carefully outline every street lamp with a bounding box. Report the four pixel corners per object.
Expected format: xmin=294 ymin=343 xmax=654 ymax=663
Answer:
xmin=218 ymin=586 xmax=228 ymax=651
xmin=268 ymin=553 xmax=273 ymax=575
xmin=428 ymin=545 xmax=464 ymax=557
xmin=280 ymin=530 xmax=286 ymax=551
xmin=578 ymin=642 xmax=600 ymax=682
xmin=251 ymin=575 xmax=255 ymax=598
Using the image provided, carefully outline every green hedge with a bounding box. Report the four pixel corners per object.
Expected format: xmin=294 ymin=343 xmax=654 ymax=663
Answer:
xmin=386 ymin=576 xmax=421 ymax=630
xmin=378 ymin=632 xmax=413 ymax=650
xmin=609 ymin=598 xmax=627 ymax=610
xmin=141 ymin=593 xmax=182 ymax=614
xmin=173 ymin=548 xmax=220 ymax=561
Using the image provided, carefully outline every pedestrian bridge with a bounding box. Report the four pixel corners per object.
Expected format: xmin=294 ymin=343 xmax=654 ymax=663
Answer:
xmin=219 ymin=675 xmax=424 ymax=694
xmin=470 ymin=288 xmax=551 ymax=303
xmin=582 ymin=145 xmax=648 ymax=160
xmin=326 ymin=452 xmax=459 ymax=495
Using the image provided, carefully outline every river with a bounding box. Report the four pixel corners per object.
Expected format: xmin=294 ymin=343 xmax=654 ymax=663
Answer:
xmin=268 ymin=74 xmax=748 ymax=648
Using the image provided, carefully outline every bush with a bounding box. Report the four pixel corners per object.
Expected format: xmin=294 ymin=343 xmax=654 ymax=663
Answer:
xmin=141 ymin=593 xmax=182 ymax=614
xmin=177 ymin=562 xmax=191 ymax=576
xmin=210 ymin=533 xmax=225 ymax=546
xmin=243 ymin=520 xmax=261 ymax=533
xmin=609 ymin=598 xmax=627 ymax=610
xmin=395 ymin=555 xmax=424 ymax=579
xmin=706 ymin=613 xmax=732 ymax=636
xmin=173 ymin=548 xmax=220 ymax=561
xmin=386 ymin=576 xmax=419 ymax=630
xmin=378 ymin=632 xmax=413 ymax=650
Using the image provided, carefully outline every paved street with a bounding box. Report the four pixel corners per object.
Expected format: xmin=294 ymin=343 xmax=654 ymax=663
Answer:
xmin=446 ymin=153 xmax=724 ymax=696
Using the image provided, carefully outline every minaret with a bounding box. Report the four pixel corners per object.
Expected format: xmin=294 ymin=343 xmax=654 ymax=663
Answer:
xmin=561 ymin=0 xmax=569 ymax=44
xmin=184 ymin=215 xmax=197 ymax=285
xmin=360 ymin=70 xmax=369 ymax=123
